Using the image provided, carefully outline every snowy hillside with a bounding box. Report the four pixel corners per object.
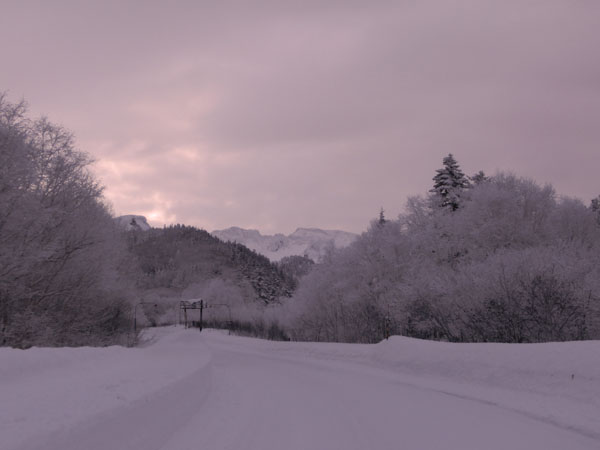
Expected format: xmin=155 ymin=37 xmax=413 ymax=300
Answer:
xmin=2 ymin=328 xmax=599 ymax=449
xmin=114 ymin=215 xmax=151 ymax=231
xmin=211 ymin=226 xmax=358 ymax=262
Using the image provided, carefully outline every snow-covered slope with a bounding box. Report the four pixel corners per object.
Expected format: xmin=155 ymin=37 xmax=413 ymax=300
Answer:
xmin=211 ymin=226 xmax=357 ymax=262
xmin=114 ymin=215 xmax=151 ymax=231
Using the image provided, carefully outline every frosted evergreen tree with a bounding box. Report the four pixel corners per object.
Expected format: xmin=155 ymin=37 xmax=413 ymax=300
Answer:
xmin=591 ymin=195 xmax=600 ymax=224
xmin=430 ymin=153 xmax=470 ymax=211
xmin=471 ymin=170 xmax=489 ymax=185
xmin=378 ymin=207 xmax=387 ymax=226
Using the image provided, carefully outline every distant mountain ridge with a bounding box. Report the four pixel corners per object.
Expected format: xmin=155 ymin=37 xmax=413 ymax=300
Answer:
xmin=211 ymin=227 xmax=358 ymax=262
xmin=115 ymin=215 xmax=151 ymax=231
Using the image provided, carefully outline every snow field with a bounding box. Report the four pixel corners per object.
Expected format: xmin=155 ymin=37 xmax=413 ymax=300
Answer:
xmin=1 ymin=327 xmax=599 ymax=449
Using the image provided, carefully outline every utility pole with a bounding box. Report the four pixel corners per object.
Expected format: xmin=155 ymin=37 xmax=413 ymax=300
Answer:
xmin=179 ymin=299 xmax=205 ymax=331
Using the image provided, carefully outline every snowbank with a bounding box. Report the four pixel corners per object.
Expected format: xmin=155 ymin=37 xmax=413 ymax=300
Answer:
xmin=202 ymin=331 xmax=599 ymax=439
xmin=373 ymin=337 xmax=600 ymax=439
xmin=0 ymin=327 xmax=212 ymax=450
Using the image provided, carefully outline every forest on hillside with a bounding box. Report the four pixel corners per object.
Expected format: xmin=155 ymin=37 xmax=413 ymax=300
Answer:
xmin=2 ymin=95 xmax=600 ymax=347
xmin=127 ymin=225 xmax=294 ymax=328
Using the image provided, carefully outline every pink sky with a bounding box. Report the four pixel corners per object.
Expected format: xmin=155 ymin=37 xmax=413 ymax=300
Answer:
xmin=2 ymin=0 xmax=599 ymax=233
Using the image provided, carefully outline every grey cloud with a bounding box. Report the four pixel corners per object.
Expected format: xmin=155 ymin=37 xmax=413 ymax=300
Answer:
xmin=1 ymin=1 xmax=599 ymax=233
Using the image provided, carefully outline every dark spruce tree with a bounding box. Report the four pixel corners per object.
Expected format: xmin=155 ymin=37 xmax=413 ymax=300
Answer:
xmin=591 ymin=195 xmax=600 ymax=224
xmin=378 ymin=207 xmax=387 ymax=226
xmin=430 ymin=154 xmax=470 ymax=211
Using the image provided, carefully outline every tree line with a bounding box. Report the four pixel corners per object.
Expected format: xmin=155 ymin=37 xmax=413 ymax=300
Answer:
xmin=0 ymin=94 xmax=295 ymax=347
xmin=0 ymin=95 xmax=132 ymax=347
xmin=3 ymin=94 xmax=599 ymax=347
xmin=282 ymin=154 xmax=600 ymax=343
xmin=127 ymin=224 xmax=294 ymax=329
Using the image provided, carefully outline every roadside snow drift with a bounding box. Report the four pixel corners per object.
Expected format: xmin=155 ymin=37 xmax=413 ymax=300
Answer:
xmin=373 ymin=336 xmax=600 ymax=439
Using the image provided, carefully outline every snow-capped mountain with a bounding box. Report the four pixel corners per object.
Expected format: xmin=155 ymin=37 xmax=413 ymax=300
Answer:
xmin=115 ymin=215 xmax=152 ymax=231
xmin=211 ymin=227 xmax=358 ymax=262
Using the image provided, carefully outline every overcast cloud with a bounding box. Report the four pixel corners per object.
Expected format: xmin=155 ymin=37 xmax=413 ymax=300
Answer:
xmin=1 ymin=0 xmax=599 ymax=233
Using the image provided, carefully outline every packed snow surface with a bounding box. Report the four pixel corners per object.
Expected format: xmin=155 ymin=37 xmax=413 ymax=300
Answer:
xmin=1 ymin=328 xmax=599 ymax=450
xmin=211 ymin=226 xmax=357 ymax=262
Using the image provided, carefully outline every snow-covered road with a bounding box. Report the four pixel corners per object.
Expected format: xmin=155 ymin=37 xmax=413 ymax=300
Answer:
xmin=3 ymin=328 xmax=599 ymax=450
xmin=163 ymin=333 xmax=597 ymax=450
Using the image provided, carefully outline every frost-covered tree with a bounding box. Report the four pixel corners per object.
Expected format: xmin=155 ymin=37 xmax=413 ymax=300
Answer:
xmin=591 ymin=195 xmax=600 ymax=224
xmin=283 ymin=170 xmax=600 ymax=344
xmin=278 ymin=255 xmax=314 ymax=286
xmin=378 ymin=207 xmax=386 ymax=226
xmin=430 ymin=154 xmax=470 ymax=211
xmin=470 ymin=170 xmax=489 ymax=185
xmin=0 ymin=95 xmax=132 ymax=348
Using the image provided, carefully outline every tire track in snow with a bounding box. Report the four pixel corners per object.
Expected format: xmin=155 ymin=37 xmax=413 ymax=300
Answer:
xmin=15 ymin=354 xmax=213 ymax=450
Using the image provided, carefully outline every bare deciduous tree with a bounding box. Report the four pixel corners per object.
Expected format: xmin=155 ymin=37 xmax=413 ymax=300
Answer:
xmin=0 ymin=95 xmax=131 ymax=348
